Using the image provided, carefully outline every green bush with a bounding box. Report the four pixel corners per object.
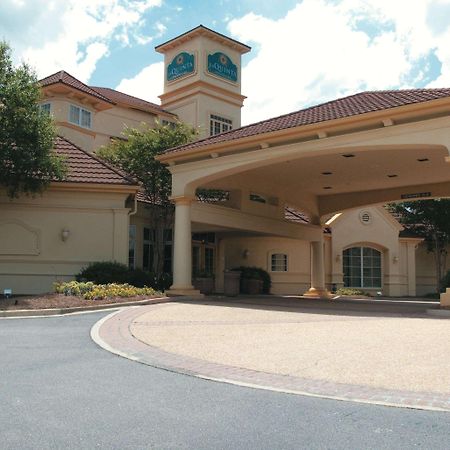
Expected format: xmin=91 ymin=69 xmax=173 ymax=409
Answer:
xmin=336 ymin=287 xmax=370 ymax=296
xmin=76 ymin=261 xmax=172 ymax=291
xmin=232 ymin=266 xmax=271 ymax=294
xmin=54 ymin=281 xmax=157 ymax=300
xmin=76 ymin=261 xmax=129 ymax=284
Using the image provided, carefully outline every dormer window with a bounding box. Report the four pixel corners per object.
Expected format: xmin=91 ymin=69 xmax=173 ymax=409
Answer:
xmin=69 ymin=104 xmax=92 ymax=129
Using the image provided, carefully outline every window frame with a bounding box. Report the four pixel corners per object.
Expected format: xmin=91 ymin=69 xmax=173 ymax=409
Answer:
xmin=69 ymin=103 xmax=92 ymax=129
xmin=270 ymin=253 xmax=288 ymax=272
xmin=209 ymin=114 xmax=233 ymax=136
xmin=343 ymin=246 xmax=382 ymax=288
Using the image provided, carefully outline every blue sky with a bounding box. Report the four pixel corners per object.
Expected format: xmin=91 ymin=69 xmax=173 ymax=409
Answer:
xmin=1 ymin=0 xmax=450 ymax=124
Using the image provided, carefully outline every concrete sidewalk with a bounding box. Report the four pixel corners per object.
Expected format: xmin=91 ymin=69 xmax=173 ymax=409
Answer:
xmin=93 ymin=296 xmax=450 ymax=411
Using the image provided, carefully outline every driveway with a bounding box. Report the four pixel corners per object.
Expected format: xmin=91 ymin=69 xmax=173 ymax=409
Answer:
xmin=1 ymin=307 xmax=450 ymax=449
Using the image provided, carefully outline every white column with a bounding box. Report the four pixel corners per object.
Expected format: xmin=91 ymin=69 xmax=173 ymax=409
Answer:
xmin=167 ymin=197 xmax=202 ymax=297
xmin=304 ymin=236 xmax=330 ymax=298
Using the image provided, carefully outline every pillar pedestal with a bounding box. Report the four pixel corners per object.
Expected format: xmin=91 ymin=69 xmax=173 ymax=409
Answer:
xmin=303 ymin=238 xmax=331 ymax=299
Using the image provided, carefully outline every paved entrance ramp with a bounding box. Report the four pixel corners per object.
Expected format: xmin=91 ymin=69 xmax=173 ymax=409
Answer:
xmin=93 ymin=297 xmax=450 ymax=411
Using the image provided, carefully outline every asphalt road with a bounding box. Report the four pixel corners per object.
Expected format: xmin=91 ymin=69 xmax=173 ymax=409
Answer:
xmin=1 ymin=311 xmax=450 ymax=450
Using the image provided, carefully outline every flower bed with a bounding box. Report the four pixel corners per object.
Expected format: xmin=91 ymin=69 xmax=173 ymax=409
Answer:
xmin=54 ymin=281 xmax=157 ymax=300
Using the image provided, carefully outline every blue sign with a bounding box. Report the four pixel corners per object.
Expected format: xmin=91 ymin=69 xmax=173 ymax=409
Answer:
xmin=207 ymin=52 xmax=238 ymax=83
xmin=167 ymin=52 xmax=195 ymax=81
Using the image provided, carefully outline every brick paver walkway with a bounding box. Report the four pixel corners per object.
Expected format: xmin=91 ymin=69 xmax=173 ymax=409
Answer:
xmin=93 ymin=300 xmax=450 ymax=412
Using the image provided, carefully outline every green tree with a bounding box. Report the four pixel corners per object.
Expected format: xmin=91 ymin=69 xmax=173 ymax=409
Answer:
xmin=389 ymin=199 xmax=450 ymax=293
xmin=97 ymin=122 xmax=197 ymax=277
xmin=0 ymin=41 xmax=65 ymax=197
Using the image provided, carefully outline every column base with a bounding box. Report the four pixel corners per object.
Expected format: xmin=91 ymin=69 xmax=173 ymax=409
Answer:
xmin=440 ymin=288 xmax=450 ymax=308
xmin=303 ymin=287 xmax=331 ymax=299
xmin=165 ymin=288 xmax=204 ymax=298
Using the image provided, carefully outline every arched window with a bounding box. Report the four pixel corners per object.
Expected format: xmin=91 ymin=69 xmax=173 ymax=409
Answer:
xmin=343 ymin=247 xmax=382 ymax=288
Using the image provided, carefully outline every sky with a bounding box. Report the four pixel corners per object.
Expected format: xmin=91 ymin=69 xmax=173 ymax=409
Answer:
xmin=1 ymin=0 xmax=450 ymax=125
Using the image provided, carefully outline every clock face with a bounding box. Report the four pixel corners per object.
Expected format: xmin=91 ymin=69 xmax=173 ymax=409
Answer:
xmin=167 ymin=52 xmax=195 ymax=81
xmin=207 ymin=52 xmax=237 ymax=83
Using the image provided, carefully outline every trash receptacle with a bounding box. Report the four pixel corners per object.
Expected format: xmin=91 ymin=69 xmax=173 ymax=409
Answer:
xmin=224 ymin=270 xmax=241 ymax=296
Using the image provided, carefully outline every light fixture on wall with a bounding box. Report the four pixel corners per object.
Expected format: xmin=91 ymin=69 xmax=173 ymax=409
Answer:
xmin=335 ymin=253 xmax=341 ymax=262
xmin=393 ymin=255 xmax=399 ymax=263
xmin=243 ymin=249 xmax=250 ymax=259
xmin=61 ymin=229 xmax=70 ymax=242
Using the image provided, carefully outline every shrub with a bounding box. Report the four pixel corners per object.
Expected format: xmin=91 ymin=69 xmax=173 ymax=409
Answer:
xmin=440 ymin=270 xmax=450 ymax=292
xmin=336 ymin=287 xmax=370 ymax=296
xmin=76 ymin=261 xmax=129 ymax=285
xmin=54 ymin=281 xmax=157 ymax=300
xmin=76 ymin=262 xmax=172 ymax=291
xmin=231 ymin=266 xmax=271 ymax=294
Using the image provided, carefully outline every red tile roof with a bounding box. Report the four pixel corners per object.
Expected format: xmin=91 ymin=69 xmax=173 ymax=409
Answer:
xmin=164 ymin=88 xmax=450 ymax=155
xmin=91 ymin=86 xmax=175 ymax=116
xmin=54 ymin=136 xmax=136 ymax=186
xmin=40 ymin=71 xmax=113 ymax=104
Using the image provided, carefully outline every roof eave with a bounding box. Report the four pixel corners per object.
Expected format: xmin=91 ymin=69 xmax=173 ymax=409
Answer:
xmin=157 ymin=95 xmax=450 ymax=164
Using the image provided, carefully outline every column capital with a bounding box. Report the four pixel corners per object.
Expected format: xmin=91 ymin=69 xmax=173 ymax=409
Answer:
xmin=170 ymin=195 xmax=196 ymax=205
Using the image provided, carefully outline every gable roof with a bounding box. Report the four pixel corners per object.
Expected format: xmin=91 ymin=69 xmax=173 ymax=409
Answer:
xmin=40 ymin=71 xmax=113 ymax=104
xmin=155 ymin=24 xmax=251 ymax=54
xmin=163 ymin=88 xmax=450 ymax=155
xmin=91 ymin=86 xmax=175 ymax=117
xmin=54 ymin=136 xmax=136 ymax=186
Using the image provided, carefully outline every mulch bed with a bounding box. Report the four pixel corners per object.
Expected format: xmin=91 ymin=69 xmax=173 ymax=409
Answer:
xmin=0 ymin=293 xmax=163 ymax=311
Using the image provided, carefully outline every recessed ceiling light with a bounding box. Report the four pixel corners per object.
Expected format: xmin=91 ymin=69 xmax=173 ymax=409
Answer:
xmin=417 ymin=158 xmax=429 ymax=162
xmin=342 ymin=154 xmax=355 ymax=158
xmin=321 ymin=171 xmax=333 ymax=175
xmin=387 ymin=174 xmax=398 ymax=178
xmin=323 ymin=186 xmax=332 ymax=189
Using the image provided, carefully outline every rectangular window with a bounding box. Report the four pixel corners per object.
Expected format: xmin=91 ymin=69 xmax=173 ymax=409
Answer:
xmin=69 ymin=104 xmax=92 ymax=129
xmin=271 ymin=253 xmax=288 ymax=272
xmin=128 ymin=225 xmax=136 ymax=269
xmin=40 ymin=103 xmax=51 ymax=114
xmin=209 ymin=114 xmax=232 ymax=136
xmin=143 ymin=227 xmax=154 ymax=272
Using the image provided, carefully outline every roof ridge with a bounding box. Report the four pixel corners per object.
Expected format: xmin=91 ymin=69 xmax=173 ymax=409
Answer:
xmin=39 ymin=70 xmax=114 ymax=104
xmin=56 ymin=135 xmax=137 ymax=185
xmin=91 ymin=86 xmax=161 ymax=108
xmin=90 ymin=85 xmax=176 ymax=116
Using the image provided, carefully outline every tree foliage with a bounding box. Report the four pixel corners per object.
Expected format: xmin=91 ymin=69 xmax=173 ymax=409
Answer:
xmin=97 ymin=122 xmax=197 ymax=276
xmin=0 ymin=41 xmax=65 ymax=197
xmin=389 ymin=199 xmax=450 ymax=292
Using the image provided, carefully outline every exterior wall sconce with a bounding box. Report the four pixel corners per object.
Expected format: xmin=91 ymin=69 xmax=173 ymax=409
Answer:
xmin=393 ymin=255 xmax=399 ymax=263
xmin=61 ymin=229 xmax=70 ymax=242
xmin=243 ymin=249 xmax=250 ymax=258
xmin=335 ymin=254 xmax=341 ymax=262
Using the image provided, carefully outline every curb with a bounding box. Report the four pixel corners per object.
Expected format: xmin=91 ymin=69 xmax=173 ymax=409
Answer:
xmin=91 ymin=304 xmax=450 ymax=413
xmin=427 ymin=308 xmax=450 ymax=317
xmin=0 ymin=296 xmax=170 ymax=319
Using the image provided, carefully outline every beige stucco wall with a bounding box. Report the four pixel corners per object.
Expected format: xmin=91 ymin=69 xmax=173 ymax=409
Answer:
xmin=221 ymin=236 xmax=311 ymax=295
xmin=0 ymin=188 xmax=130 ymax=294
xmin=42 ymin=96 xmax=160 ymax=153
xmin=415 ymin=242 xmax=450 ymax=295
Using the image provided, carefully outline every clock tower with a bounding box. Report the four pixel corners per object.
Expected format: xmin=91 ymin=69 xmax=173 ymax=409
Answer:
xmin=155 ymin=25 xmax=251 ymax=138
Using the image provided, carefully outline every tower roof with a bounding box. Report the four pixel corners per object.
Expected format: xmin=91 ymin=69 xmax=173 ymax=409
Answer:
xmin=155 ymin=24 xmax=251 ymax=54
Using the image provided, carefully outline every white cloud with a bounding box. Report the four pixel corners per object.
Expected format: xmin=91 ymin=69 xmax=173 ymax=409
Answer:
xmin=0 ymin=0 xmax=162 ymax=82
xmin=115 ymin=61 xmax=164 ymax=104
xmin=228 ymin=0 xmax=450 ymax=124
